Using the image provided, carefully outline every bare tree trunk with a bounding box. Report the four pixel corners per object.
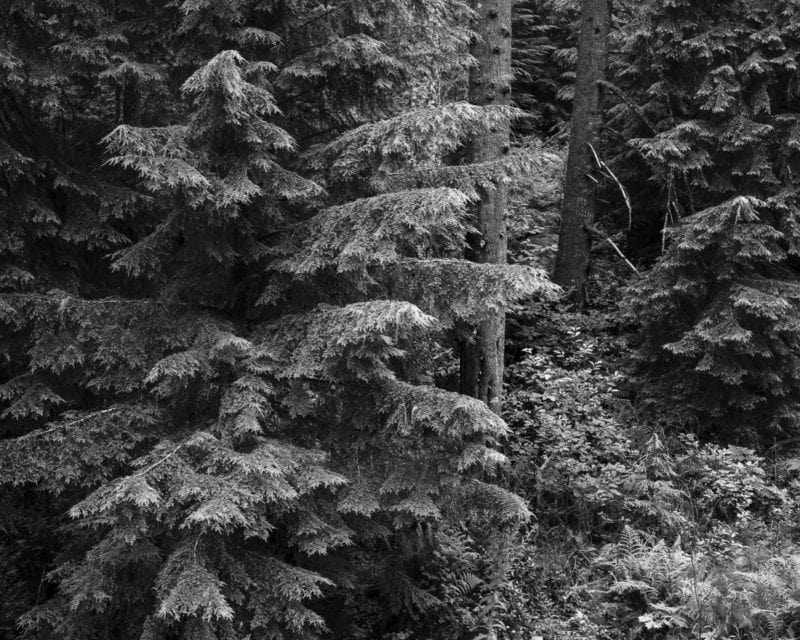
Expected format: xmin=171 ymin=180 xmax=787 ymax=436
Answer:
xmin=460 ymin=0 xmax=512 ymax=414
xmin=552 ymin=0 xmax=611 ymax=308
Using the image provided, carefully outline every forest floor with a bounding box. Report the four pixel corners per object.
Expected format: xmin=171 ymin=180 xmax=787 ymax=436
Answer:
xmin=498 ymin=163 xmax=800 ymax=639
xmin=501 ymin=152 xmax=647 ymax=636
xmin=501 ymin=279 xmax=639 ymax=640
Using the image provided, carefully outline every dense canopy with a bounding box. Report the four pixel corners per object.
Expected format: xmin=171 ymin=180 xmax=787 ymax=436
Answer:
xmin=5 ymin=1 xmax=800 ymax=640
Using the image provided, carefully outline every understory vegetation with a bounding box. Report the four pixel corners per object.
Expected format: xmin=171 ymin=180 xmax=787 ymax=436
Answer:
xmin=5 ymin=1 xmax=800 ymax=640
xmin=491 ymin=158 xmax=800 ymax=640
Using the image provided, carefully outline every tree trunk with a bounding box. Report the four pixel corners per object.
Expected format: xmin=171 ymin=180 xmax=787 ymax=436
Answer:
xmin=552 ymin=0 xmax=611 ymax=307
xmin=460 ymin=0 xmax=512 ymax=414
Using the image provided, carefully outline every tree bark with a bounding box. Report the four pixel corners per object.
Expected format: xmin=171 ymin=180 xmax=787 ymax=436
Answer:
xmin=460 ymin=0 xmax=512 ymax=414
xmin=552 ymin=0 xmax=611 ymax=308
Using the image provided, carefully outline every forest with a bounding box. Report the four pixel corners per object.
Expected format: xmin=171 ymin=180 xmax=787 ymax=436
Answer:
xmin=4 ymin=0 xmax=800 ymax=638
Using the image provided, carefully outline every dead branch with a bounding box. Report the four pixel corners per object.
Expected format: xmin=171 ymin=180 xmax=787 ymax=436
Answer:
xmin=585 ymin=224 xmax=641 ymax=276
xmin=588 ymin=143 xmax=633 ymax=229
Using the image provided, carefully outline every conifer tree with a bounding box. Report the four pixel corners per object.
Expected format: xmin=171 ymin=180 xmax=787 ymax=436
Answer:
xmin=619 ymin=0 xmax=800 ymax=442
xmin=0 ymin=1 xmax=557 ymax=638
xmin=552 ymin=0 xmax=611 ymax=306
xmin=461 ymin=0 xmax=514 ymax=413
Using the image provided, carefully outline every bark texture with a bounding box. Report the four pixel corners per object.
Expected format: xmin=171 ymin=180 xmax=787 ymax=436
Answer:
xmin=460 ymin=0 xmax=512 ymax=414
xmin=552 ymin=0 xmax=611 ymax=307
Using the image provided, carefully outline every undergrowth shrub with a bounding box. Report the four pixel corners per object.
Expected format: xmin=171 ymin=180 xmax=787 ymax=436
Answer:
xmin=504 ymin=334 xmax=684 ymax=538
xmin=592 ymin=526 xmax=800 ymax=640
xmin=675 ymin=437 xmax=788 ymax=528
xmin=502 ymin=302 xmax=800 ymax=640
xmin=584 ymin=436 xmax=799 ymax=640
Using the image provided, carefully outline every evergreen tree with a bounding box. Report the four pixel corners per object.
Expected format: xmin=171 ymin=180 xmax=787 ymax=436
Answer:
xmin=552 ymin=0 xmax=611 ymax=307
xmin=1 ymin=1 xmax=557 ymax=638
xmin=620 ymin=0 xmax=800 ymax=442
xmin=460 ymin=0 xmax=514 ymax=413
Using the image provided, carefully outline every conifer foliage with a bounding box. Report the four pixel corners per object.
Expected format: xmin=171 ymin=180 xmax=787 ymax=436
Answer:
xmin=619 ymin=0 xmax=800 ymax=442
xmin=512 ymin=0 xmax=578 ymax=134
xmin=0 ymin=1 xmax=556 ymax=639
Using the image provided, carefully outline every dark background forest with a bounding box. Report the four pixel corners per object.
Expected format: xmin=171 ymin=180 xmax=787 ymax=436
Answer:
xmin=4 ymin=1 xmax=800 ymax=639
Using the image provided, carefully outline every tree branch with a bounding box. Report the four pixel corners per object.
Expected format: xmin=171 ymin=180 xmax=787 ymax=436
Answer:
xmin=588 ymin=143 xmax=633 ymax=229
xmin=134 ymin=443 xmax=185 ymax=476
xmin=585 ymin=224 xmax=641 ymax=276
xmin=1 ymin=292 xmax=210 ymax=310
xmin=15 ymin=407 xmax=121 ymax=441
xmin=598 ymin=79 xmax=658 ymax=134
